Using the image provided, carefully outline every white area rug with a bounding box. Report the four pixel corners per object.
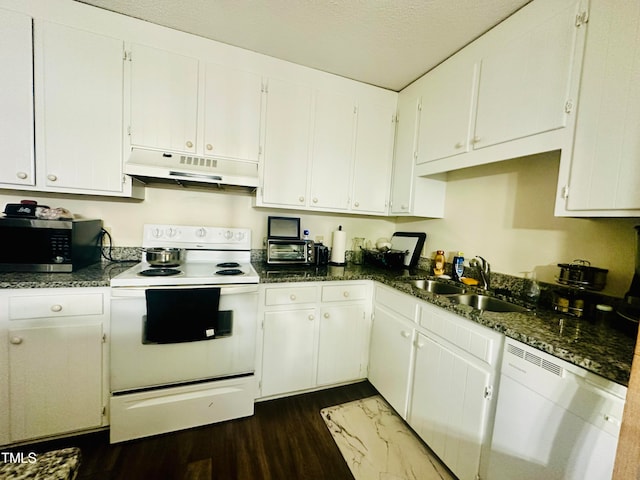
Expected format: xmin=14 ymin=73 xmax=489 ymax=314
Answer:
xmin=321 ymin=395 xmax=455 ymax=480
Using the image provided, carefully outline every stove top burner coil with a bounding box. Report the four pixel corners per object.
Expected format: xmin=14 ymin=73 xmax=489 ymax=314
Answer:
xmin=139 ymin=268 xmax=182 ymax=277
xmin=216 ymin=269 xmax=244 ymax=276
xmin=217 ymin=262 xmax=241 ymax=268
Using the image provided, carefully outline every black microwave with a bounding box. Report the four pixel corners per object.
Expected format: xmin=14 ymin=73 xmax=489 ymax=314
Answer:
xmin=0 ymin=218 xmax=103 ymax=272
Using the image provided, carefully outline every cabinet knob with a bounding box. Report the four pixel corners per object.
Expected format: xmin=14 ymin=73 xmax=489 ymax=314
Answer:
xmin=308 ymin=314 xmax=315 ymax=321
xmin=289 ymin=294 xmax=296 ymax=301
xmin=400 ymin=330 xmax=411 ymax=338
xmin=354 ymin=201 xmax=360 ymax=207
xmin=401 ymin=204 xmax=408 ymax=210
xmin=47 ymin=174 xmax=58 ymax=182
xmin=323 ymin=312 xmax=330 ymax=319
xmin=50 ymin=304 xmax=63 ymax=313
xmin=10 ymin=337 xmax=23 ymax=345
xmin=186 ymin=141 xmax=194 ymax=148
xmin=416 ymin=341 xmax=425 ymax=349
xmin=343 ymin=291 xmax=350 ymax=298
xmin=206 ymin=144 xmax=213 ymax=151
xmin=312 ymin=197 xmax=318 ymax=204
xmin=454 ymin=141 xmax=465 ymax=149
xmin=16 ymin=172 xmax=28 ymax=180
xmin=298 ymin=196 xmax=305 ymax=203
xmin=471 ymin=136 xmax=481 ymax=144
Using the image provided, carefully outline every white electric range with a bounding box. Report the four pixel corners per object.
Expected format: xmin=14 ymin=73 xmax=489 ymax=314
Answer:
xmin=109 ymin=224 xmax=260 ymax=443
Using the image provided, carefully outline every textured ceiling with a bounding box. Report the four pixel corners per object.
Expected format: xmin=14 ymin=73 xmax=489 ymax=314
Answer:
xmin=75 ymin=0 xmax=531 ymax=91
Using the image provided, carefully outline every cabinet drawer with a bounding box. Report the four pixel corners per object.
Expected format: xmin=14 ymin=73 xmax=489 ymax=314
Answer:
xmin=419 ymin=303 xmax=502 ymax=366
xmin=8 ymin=293 xmax=104 ymax=320
xmin=321 ymin=283 xmax=367 ymax=302
xmin=374 ymin=285 xmax=417 ymax=321
xmin=264 ymin=286 xmax=317 ymax=306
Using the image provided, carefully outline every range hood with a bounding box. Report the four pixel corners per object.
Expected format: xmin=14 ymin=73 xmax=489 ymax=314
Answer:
xmin=124 ymin=148 xmax=259 ymax=188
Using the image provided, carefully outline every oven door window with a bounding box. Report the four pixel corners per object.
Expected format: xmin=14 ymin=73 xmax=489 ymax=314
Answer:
xmin=143 ymin=288 xmax=232 ymax=344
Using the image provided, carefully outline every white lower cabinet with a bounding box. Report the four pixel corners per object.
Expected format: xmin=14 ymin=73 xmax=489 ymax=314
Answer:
xmin=259 ymin=282 xmax=371 ymax=399
xmin=0 ymin=288 xmax=109 ymax=445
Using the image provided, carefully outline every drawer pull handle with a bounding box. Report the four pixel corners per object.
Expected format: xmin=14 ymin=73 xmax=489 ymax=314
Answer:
xmin=186 ymin=140 xmax=194 ymax=148
xmin=17 ymin=172 xmax=28 ymax=180
xmin=47 ymin=174 xmax=58 ymax=182
xmin=343 ymin=291 xmax=350 ymax=298
xmin=323 ymin=312 xmax=330 ymax=318
xmin=401 ymin=330 xmax=411 ymax=338
xmin=289 ymin=294 xmax=296 ymax=301
xmin=308 ymin=314 xmax=315 ymax=321
xmin=10 ymin=337 xmax=23 ymax=345
xmin=50 ymin=304 xmax=63 ymax=312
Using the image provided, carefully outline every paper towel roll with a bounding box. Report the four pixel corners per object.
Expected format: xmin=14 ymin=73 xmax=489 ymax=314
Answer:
xmin=330 ymin=227 xmax=347 ymax=265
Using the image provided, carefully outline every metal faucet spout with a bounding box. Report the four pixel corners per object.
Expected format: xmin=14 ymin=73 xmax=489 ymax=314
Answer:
xmin=470 ymin=256 xmax=491 ymax=290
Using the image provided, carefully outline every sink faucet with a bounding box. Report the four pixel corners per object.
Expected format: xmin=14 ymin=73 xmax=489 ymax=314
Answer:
xmin=470 ymin=256 xmax=491 ymax=290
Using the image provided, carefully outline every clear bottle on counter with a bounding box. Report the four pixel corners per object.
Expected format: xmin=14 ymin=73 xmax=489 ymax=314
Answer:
xmin=452 ymin=252 xmax=464 ymax=282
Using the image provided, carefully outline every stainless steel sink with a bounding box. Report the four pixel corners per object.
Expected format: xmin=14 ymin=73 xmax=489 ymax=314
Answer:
xmin=448 ymin=294 xmax=528 ymax=313
xmin=408 ymin=279 xmax=466 ymax=295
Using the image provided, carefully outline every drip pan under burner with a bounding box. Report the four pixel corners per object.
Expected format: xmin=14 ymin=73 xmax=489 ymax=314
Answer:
xmin=216 ymin=269 xmax=244 ymax=276
xmin=139 ymin=268 xmax=183 ymax=277
xmin=217 ymin=262 xmax=240 ymax=268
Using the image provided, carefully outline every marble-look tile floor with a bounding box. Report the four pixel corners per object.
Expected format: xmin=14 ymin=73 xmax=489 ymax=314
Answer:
xmin=321 ymin=395 xmax=455 ymax=480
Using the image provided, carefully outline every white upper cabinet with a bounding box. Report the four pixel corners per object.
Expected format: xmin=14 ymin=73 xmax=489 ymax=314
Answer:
xmin=0 ymin=8 xmax=34 ymax=188
xmin=309 ymin=90 xmax=355 ymax=211
xmin=203 ymin=63 xmax=262 ymax=162
xmin=414 ymin=0 xmax=586 ymax=176
xmin=474 ymin=0 xmax=579 ymax=149
xmin=556 ymin=0 xmax=640 ymax=216
xmin=129 ymin=43 xmax=199 ymax=154
xmin=351 ymin=101 xmax=395 ymax=214
xmin=259 ymin=77 xmax=313 ymax=208
xmin=35 ymin=21 xmax=127 ymax=193
xmin=416 ymin=52 xmax=478 ymax=164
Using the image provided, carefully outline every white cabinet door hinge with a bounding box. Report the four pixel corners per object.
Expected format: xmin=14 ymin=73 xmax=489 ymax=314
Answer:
xmin=561 ymin=185 xmax=570 ymax=200
xmin=127 ymin=125 xmax=132 ymax=136
xmin=564 ymin=99 xmax=574 ymax=114
xmin=484 ymin=385 xmax=493 ymax=400
xmin=575 ymin=10 xmax=589 ymax=27
xmin=123 ymin=50 xmax=132 ymax=61
xmin=102 ymin=406 xmax=106 ymax=416
xmin=102 ymin=333 xmax=107 ymax=343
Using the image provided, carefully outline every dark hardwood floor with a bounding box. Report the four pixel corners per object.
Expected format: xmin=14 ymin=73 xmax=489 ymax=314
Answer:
xmin=17 ymin=381 xmax=378 ymax=480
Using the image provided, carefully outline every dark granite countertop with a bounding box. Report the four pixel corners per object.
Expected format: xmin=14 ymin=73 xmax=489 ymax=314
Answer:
xmin=0 ymin=261 xmax=634 ymax=387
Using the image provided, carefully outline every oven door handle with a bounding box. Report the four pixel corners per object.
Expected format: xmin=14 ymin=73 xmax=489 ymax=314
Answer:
xmin=111 ymin=284 xmax=258 ymax=297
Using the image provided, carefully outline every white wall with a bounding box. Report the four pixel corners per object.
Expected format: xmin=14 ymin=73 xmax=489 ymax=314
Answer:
xmin=0 ymin=186 xmax=396 ymax=251
xmin=2 ymin=150 xmax=637 ymax=297
xmin=397 ymin=151 xmax=639 ymax=297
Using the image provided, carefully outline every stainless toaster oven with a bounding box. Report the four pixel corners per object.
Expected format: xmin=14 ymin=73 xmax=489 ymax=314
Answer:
xmin=266 ymin=239 xmax=315 ymax=265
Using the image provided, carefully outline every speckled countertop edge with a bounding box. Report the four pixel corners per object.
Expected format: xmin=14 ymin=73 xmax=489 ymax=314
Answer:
xmin=0 ymin=261 xmax=634 ymax=386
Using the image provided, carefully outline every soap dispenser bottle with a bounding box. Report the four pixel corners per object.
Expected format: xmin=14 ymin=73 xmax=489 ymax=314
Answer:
xmin=452 ymin=252 xmax=464 ymax=282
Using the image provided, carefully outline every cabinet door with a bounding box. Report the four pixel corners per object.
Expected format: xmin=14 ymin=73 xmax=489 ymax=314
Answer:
xmin=317 ymin=304 xmax=367 ymax=385
xmin=565 ymin=0 xmax=640 ymax=211
xmin=129 ymin=43 xmax=199 ymax=154
xmin=9 ymin=323 xmax=103 ymax=441
xmin=309 ymin=90 xmax=355 ymax=210
xmin=368 ymin=306 xmax=414 ymax=418
xmin=409 ymin=333 xmax=491 ymax=480
xmin=260 ymin=77 xmax=312 ymax=207
xmin=474 ymin=0 xmax=580 ymax=149
xmin=37 ymin=22 xmax=124 ymax=192
xmin=261 ymin=309 xmax=316 ymax=397
xmin=0 ymin=8 xmax=34 ymax=187
xmin=416 ymin=53 xmax=478 ymax=164
xmin=203 ymin=63 xmax=262 ymax=162
xmin=390 ymin=91 xmax=419 ymax=214
xmin=351 ymin=101 xmax=395 ymax=213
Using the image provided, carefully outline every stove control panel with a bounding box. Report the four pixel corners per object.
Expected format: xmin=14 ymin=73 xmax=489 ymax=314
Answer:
xmin=142 ymin=224 xmax=251 ymax=250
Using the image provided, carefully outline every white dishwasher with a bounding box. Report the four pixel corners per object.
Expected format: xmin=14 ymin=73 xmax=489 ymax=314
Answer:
xmin=485 ymin=339 xmax=627 ymax=480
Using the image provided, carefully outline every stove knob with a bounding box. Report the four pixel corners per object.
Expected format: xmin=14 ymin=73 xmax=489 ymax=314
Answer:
xmin=223 ymin=230 xmax=233 ymax=240
xmin=166 ymin=228 xmax=177 ymax=238
xmin=196 ymin=228 xmax=207 ymax=238
xmin=234 ymin=231 xmax=245 ymax=241
xmin=152 ymin=228 xmax=163 ymax=238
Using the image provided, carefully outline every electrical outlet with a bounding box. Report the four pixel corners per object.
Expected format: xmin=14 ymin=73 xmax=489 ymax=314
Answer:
xmin=315 ymin=235 xmax=324 ymax=244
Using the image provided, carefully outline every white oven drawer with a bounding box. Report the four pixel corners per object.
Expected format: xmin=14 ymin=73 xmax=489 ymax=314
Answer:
xmin=321 ymin=283 xmax=368 ymax=302
xmin=109 ymin=376 xmax=255 ymax=443
xmin=9 ymin=293 xmax=103 ymax=320
xmin=264 ymin=285 xmax=317 ymax=306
